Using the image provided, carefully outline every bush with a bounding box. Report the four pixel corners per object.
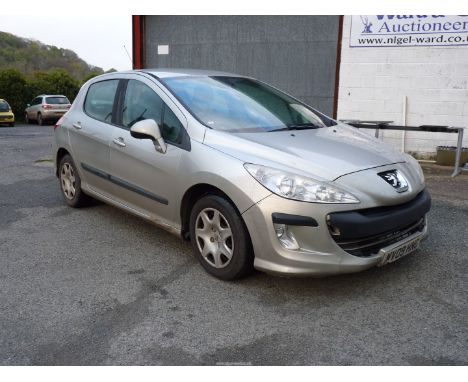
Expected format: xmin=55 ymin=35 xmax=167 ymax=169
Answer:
xmin=29 ymin=69 xmax=80 ymax=102
xmin=0 ymin=69 xmax=31 ymax=118
xmin=0 ymin=68 xmax=83 ymax=120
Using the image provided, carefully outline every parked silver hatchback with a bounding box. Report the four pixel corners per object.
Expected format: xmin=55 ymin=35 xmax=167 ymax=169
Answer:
xmin=53 ymin=69 xmax=430 ymax=280
xmin=26 ymin=95 xmax=71 ymax=125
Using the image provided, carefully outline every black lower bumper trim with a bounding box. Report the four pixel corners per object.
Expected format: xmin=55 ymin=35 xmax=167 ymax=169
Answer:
xmin=328 ymin=189 xmax=431 ymax=240
xmin=272 ymin=213 xmax=318 ymax=227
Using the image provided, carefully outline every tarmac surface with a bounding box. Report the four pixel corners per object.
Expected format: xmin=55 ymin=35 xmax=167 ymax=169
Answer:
xmin=0 ymin=124 xmax=467 ymax=365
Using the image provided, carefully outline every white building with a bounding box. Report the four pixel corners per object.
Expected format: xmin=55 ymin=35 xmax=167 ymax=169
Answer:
xmin=337 ymin=15 xmax=468 ymax=157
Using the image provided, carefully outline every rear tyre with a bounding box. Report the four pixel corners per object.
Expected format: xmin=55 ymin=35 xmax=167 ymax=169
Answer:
xmin=58 ymin=154 xmax=92 ymax=208
xmin=37 ymin=113 xmax=43 ymax=126
xmin=189 ymin=194 xmax=254 ymax=280
xmin=9 ymin=123 xmax=14 ymax=127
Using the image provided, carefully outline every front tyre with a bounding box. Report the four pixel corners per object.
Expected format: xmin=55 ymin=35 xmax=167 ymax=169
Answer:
xmin=189 ymin=195 xmax=254 ymax=280
xmin=58 ymin=154 xmax=91 ymax=207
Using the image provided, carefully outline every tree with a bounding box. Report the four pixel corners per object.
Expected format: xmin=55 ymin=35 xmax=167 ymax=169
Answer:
xmin=0 ymin=69 xmax=30 ymax=118
xmin=81 ymin=68 xmax=117 ymax=85
xmin=82 ymin=71 xmax=102 ymax=84
xmin=29 ymin=69 xmax=80 ymax=101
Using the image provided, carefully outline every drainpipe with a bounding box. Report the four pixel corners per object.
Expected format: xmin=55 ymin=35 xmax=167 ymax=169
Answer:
xmin=401 ymin=95 xmax=407 ymax=152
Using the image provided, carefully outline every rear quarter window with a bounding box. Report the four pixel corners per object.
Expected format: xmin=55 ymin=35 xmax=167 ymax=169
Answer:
xmin=84 ymin=80 xmax=119 ymax=123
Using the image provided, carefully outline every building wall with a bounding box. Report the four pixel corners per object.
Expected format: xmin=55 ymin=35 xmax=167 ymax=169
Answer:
xmin=337 ymin=16 xmax=468 ymax=156
xmin=144 ymin=16 xmax=340 ymax=116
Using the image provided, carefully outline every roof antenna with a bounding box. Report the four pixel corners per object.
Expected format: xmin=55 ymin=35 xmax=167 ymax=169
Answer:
xmin=123 ymin=45 xmax=133 ymax=67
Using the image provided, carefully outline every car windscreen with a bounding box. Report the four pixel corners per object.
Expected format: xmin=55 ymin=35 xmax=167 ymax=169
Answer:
xmin=0 ymin=101 xmax=10 ymax=112
xmin=162 ymin=76 xmax=336 ymax=132
xmin=46 ymin=97 xmax=70 ymax=105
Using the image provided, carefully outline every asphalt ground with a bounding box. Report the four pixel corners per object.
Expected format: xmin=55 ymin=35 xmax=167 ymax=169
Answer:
xmin=0 ymin=124 xmax=467 ymax=365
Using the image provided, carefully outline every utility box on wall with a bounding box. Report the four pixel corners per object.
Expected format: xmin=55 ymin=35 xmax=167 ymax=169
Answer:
xmin=135 ymin=15 xmax=342 ymax=117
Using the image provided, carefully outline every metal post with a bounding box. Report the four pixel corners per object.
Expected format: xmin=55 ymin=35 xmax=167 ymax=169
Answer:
xmin=375 ymin=128 xmax=380 ymax=138
xmin=451 ymin=128 xmax=464 ymax=177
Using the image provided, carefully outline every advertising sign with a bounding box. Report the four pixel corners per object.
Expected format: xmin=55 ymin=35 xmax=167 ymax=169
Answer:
xmin=350 ymin=15 xmax=468 ymax=47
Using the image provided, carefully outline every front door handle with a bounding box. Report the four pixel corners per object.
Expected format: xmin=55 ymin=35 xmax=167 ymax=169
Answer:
xmin=113 ymin=137 xmax=126 ymax=147
xmin=73 ymin=122 xmax=82 ymax=130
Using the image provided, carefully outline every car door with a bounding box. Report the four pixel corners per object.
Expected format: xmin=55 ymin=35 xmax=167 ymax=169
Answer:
xmin=108 ymin=76 xmax=188 ymax=226
xmin=28 ymin=97 xmax=41 ymax=119
xmin=67 ymin=78 xmax=120 ymax=198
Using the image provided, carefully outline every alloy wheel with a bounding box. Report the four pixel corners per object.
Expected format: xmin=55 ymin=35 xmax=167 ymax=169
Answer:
xmin=60 ymin=162 xmax=76 ymax=200
xmin=195 ymin=208 xmax=234 ymax=268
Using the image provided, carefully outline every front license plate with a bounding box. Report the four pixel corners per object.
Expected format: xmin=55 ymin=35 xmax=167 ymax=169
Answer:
xmin=378 ymin=236 xmax=422 ymax=266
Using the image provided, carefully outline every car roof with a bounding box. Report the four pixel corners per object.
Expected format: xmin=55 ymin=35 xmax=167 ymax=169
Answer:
xmin=86 ymin=68 xmax=251 ymax=85
xmin=140 ymin=68 xmax=246 ymax=79
xmin=38 ymin=95 xmax=68 ymax=98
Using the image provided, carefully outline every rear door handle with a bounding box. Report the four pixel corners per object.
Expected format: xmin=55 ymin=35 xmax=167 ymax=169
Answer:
xmin=72 ymin=122 xmax=82 ymax=130
xmin=113 ymin=137 xmax=126 ymax=147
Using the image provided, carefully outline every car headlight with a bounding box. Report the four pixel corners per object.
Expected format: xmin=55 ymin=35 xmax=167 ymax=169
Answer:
xmin=244 ymin=164 xmax=360 ymax=203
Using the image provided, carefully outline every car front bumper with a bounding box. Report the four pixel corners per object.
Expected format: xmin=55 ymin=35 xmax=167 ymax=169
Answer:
xmin=0 ymin=114 xmax=15 ymax=123
xmin=242 ymin=189 xmax=430 ymax=277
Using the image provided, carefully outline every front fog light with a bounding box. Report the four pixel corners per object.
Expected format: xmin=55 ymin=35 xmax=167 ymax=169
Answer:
xmin=274 ymin=223 xmax=300 ymax=250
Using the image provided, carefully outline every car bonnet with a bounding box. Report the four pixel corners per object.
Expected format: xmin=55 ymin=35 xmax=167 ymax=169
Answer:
xmin=202 ymin=123 xmax=406 ymax=181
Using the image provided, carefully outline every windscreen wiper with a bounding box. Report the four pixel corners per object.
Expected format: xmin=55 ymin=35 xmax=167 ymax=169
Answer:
xmin=270 ymin=123 xmax=323 ymax=132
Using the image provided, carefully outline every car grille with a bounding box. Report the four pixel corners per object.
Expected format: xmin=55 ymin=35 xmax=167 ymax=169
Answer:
xmin=330 ymin=218 xmax=426 ymax=258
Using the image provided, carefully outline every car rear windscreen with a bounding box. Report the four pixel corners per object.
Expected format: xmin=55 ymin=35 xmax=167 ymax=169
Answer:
xmin=46 ymin=97 xmax=70 ymax=105
xmin=0 ymin=101 xmax=10 ymax=112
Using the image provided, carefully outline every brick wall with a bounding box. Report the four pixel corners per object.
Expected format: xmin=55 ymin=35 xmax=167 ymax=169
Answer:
xmin=337 ymin=16 xmax=468 ymax=156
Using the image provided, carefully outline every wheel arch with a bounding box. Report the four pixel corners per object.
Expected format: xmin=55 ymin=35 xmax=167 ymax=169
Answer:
xmin=55 ymin=148 xmax=71 ymax=177
xmin=180 ymin=183 xmax=244 ymax=241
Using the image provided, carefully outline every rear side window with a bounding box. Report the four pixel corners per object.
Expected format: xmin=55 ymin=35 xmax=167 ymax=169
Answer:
xmin=32 ymin=97 xmax=42 ymax=106
xmin=84 ymin=80 xmax=119 ymax=123
xmin=46 ymin=97 xmax=70 ymax=105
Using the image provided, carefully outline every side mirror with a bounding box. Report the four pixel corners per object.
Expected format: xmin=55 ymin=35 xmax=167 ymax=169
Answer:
xmin=27 ymin=104 xmax=30 ymax=107
xmin=130 ymin=119 xmax=167 ymax=154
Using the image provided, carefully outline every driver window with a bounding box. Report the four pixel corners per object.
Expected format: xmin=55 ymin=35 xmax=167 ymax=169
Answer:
xmin=122 ymin=80 xmax=163 ymax=129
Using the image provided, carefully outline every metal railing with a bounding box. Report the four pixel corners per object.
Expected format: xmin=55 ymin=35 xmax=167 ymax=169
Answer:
xmin=340 ymin=120 xmax=466 ymax=177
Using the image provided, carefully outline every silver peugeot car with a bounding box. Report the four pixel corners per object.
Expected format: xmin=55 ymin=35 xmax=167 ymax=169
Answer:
xmin=53 ymin=69 xmax=430 ymax=280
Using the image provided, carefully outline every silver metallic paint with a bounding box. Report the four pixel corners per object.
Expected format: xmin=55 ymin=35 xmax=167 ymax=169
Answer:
xmin=53 ymin=69 xmax=428 ymax=276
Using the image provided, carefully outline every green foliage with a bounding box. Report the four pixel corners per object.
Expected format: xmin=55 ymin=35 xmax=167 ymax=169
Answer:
xmin=0 ymin=31 xmax=112 ymax=120
xmin=0 ymin=31 xmax=104 ymax=81
xmin=29 ymin=69 xmax=80 ymax=101
xmin=0 ymin=69 xmax=82 ymax=119
xmin=82 ymin=71 xmax=102 ymax=84
xmin=0 ymin=69 xmax=31 ymax=118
